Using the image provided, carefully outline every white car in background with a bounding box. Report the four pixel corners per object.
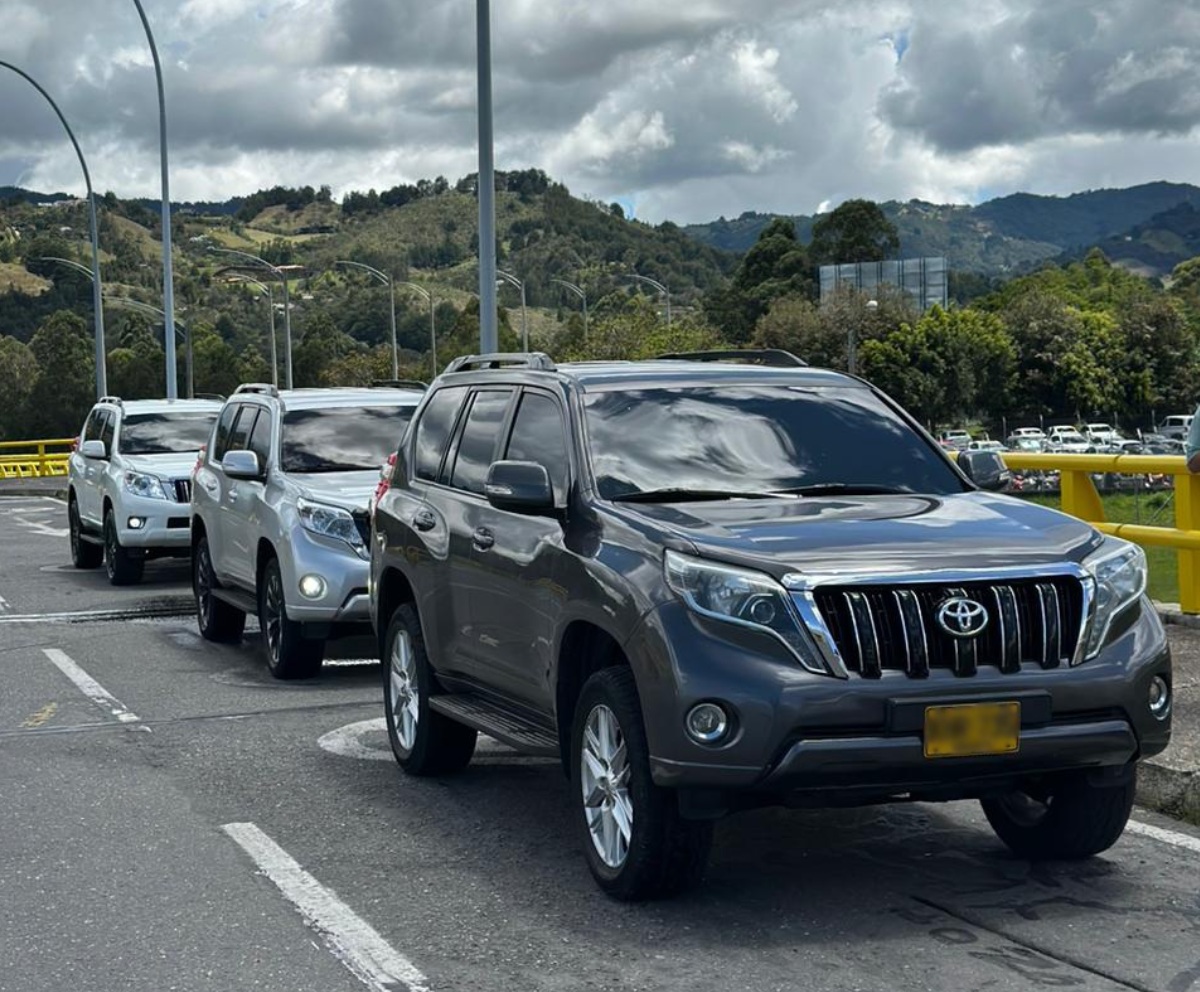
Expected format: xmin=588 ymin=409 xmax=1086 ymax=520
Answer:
xmin=1084 ymin=423 xmax=1121 ymax=445
xmin=1046 ymin=426 xmax=1091 ymax=453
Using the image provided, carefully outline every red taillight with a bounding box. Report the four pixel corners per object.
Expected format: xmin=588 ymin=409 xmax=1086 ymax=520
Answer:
xmin=193 ymin=444 xmax=206 ymax=477
xmin=371 ymin=452 xmax=397 ymax=515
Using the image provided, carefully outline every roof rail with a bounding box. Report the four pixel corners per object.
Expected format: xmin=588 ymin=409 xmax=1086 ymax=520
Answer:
xmin=654 ymin=349 xmax=807 ymax=368
xmin=234 ymin=383 xmax=280 ymax=397
xmin=444 ymin=352 xmax=557 ymax=374
xmin=370 ymin=379 xmax=429 ymax=391
xmin=193 ymin=392 xmax=226 ymax=402
xmin=97 ymin=395 xmax=124 ymax=406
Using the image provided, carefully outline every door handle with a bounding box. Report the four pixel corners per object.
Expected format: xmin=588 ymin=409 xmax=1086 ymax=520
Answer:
xmin=412 ymin=509 xmax=436 ymax=532
xmin=227 ymin=486 xmax=239 ymax=501
xmin=472 ymin=527 xmax=495 ymax=551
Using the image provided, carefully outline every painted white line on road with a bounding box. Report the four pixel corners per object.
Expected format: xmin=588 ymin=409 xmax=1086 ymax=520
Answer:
xmin=318 ymin=717 xmax=516 ymax=763
xmin=223 ymin=822 xmax=429 ymax=992
xmin=0 ymin=596 xmax=9 ymax=613
xmin=42 ymin=648 xmax=146 ymax=728
xmin=1128 ymin=818 xmax=1200 ymax=856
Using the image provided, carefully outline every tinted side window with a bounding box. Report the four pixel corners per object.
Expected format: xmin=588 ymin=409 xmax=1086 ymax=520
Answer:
xmin=98 ymin=411 xmax=116 ymax=454
xmin=504 ymin=392 xmax=569 ymax=503
xmin=247 ymin=407 xmax=273 ymax=467
xmin=450 ymin=390 xmax=514 ymax=495
xmin=212 ymin=404 xmax=239 ymax=461
xmin=228 ymin=406 xmax=257 ymax=454
xmin=82 ymin=409 xmax=103 ymax=442
xmin=414 ymin=387 xmax=467 ymax=482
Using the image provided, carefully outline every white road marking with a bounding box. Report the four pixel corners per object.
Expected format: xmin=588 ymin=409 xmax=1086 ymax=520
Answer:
xmin=318 ymin=717 xmax=516 ymax=763
xmin=223 ymin=822 xmax=429 ymax=992
xmin=1128 ymin=818 xmax=1200 ymax=856
xmin=17 ymin=519 xmax=68 ymax=538
xmin=41 ymin=648 xmax=146 ymax=728
xmin=0 ymin=596 xmax=9 ymax=613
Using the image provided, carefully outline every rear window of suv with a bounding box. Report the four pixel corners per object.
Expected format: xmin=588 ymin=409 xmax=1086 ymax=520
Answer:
xmin=583 ymin=384 xmax=966 ymax=499
xmin=281 ymin=405 xmax=414 ymax=473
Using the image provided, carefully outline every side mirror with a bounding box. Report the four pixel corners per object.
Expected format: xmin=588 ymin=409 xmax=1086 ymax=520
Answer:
xmin=485 ymin=460 xmax=555 ymax=514
xmin=957 ymin=449 xmax=1011 ymax=492
xmin=222 ymin=449 xmax=262 ymax=480
xmin=80 ymin=439 xmax=107 ymax=460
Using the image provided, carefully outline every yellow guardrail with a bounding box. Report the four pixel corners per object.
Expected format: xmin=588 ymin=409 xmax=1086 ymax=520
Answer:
xmin=0 ymin=437 xmax=75 ymax=479
xmin=1003 ymin=452 xmax=1200 ymax=612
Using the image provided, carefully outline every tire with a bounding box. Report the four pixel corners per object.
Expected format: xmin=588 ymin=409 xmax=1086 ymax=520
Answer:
xmin=193 ymin=534 xmax=246 ymax=644
xmin=571 ymin=668 xmax=712 ymax=901
xmin=384 ymin=603 xmax=477 ymax=775
xmin=69 ymin=497 xmax=102 ymax=569
xmin=981 ymin=770 xmax=1136 ymax=860
xmin=104 ymin=509 xmax=144 ymax=586
xmin=259 ymin=556 xmax=324 ymax=680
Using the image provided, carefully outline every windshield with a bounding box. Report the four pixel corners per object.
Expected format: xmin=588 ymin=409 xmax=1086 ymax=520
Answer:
xmin=118 ymin=412 xmax=217 ymax=455
xmin=583 ymin=384 xmax=967 ymax=500
xmin=281 ymin=405 xmax=414 ymax=473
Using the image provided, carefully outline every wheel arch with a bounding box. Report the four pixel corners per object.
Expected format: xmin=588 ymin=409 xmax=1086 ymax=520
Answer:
xmin=555 ymin=620 xmax=630 ymax=775
xmin=376 ymin=567 xmax=417 ymax=659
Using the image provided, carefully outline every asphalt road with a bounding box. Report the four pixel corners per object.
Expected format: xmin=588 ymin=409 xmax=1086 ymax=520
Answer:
xmin=3 ymin=494 xmax=1200 ymax=992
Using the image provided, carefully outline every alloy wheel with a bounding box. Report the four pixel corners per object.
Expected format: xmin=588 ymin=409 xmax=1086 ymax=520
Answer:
xmin=104 ymin=520 xmax=116 ymax=580
xmin=580 ymin=703 xmax=633 ymax=869
xmin=263 ymin=567 xmax=284 ymax=664
xmin=196 ymin=542 xmax=213 ymax=624
xmin=69 ymin=504 xmax=81 ymax=559
xmin=388 ymin=629 xmax=419 ymax=751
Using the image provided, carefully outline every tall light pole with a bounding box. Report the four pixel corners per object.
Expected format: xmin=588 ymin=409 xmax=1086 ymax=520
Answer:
xmin=398 ymin=282 xmax=437 ymax=377
xmin=334 ymin=260 xmax=398 ymax=378
xmin=130 ymin=0 xmax=177 ymax=399
xmin=551 ymin=278 xmax=588 ymax=339
xmin=210 ymin=247 xmax=293 ymax=388
xmin=223 ymin=273 xmax=277 ymax=386
xmin=476 ymin=0 xmax=497 ymax=353
xmin=496 ymin=270 xmax=527 ymax=351
xmin=3 ymin=61 xmax=106 ymax=398
xmin=626 ymin=273 xmax=671 ymax=327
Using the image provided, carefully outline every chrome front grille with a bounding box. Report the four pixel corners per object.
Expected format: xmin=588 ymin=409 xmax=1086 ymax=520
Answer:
xmin=173 ymin=478 xmax=192 ymax=503
xmin=809 ymin=576 xmax=1083 ymax=678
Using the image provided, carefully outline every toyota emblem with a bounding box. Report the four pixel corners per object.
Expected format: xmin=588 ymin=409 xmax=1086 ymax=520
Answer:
xmin=937 ymin=597 xmax=989 ymax=638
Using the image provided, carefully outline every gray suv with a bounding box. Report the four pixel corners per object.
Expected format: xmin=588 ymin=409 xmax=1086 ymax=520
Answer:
xmin=192 ymin=383 xmax=423 ymax=677
xmin=371 ymin=352 xmax=1172 ymax=901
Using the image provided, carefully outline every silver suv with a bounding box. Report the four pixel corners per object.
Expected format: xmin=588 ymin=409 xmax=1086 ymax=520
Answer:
xmin=190 ymin=383 xmax=423 ymax=678
xmin=67 ymin=396 xmax=222 ymax=585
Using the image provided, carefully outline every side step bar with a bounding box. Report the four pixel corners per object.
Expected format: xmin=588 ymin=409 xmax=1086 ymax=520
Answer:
xmin=428 ymin=693 xmax=559 ymax=757
xmin=211 ymin=586 xmax=258 ymax=616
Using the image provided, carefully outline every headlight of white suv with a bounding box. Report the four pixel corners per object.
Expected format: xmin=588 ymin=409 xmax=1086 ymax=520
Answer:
xmin=664 ymin=550 xmax=826 ymax=674
xmin=1081 ymin=537 xmax=1147 ymax=659
xmin=297 ymin=498 xmax=366 ymax=557
xmin=123 ymin=470 xmax=171 ymax=501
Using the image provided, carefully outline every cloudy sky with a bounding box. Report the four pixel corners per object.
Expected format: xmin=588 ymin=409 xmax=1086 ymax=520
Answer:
xmin=2 ymin=0 xmax=1199 ymax=223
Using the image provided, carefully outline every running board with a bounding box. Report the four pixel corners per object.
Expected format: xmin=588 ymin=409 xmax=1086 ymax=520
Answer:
xmin=211 ymin=586 xmax=258 ymax=616
xmin=428 ymin=693 xmax=559 ymax=757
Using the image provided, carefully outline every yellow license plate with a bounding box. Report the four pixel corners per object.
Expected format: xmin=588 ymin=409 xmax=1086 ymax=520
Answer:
xmin=924 ymin=702 xmax=1020 ymax=759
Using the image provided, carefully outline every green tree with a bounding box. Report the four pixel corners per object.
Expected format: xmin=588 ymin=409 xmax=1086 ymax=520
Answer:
xmin=809 ymin=199 xmax=899 ymax=266
xmin=25 ymin=310 xmax=95 ymax=438
xmin=0 ymin=336 xmax=38 ymax=439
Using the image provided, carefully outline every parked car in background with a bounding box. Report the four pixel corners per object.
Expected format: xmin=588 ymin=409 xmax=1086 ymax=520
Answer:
xmin=1007 ymin=437 xmax=1044 ymax=454
xmin=1046 ymin=426 xmax=1091 ymax=453
xmin=1156 ymin=414 xmax=1194 ymax=440
xmin=967 ymin=439 xmax=1005 ymax=453
xmin=67 ymin=396 xmax=223 ymax=585
xmin=1084 ymin=423 xmax=1121 ymax=445
xmin=191 ymin=383 xmax=424 ymax=678
xmin=939 ymin=429 xmax=971 ymax=451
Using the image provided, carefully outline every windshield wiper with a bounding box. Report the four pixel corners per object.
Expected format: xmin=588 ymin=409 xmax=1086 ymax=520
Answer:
xmin=776 ymin=483 xmax=911 ymax=497
xmin=610 ymin=488 xmax=778 ymax=504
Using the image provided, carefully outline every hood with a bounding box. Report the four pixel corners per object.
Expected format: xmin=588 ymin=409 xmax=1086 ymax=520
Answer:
xmin=290 ymin=470 xmax=379 ymax=513
xmin=622 ymin=492 xmax=1100 ymax=579
xmin=122 ymin=452 xmax=201 ymax=479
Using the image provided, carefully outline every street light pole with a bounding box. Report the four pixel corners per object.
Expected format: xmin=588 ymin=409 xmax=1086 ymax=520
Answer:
xmin=550 ymin=278 xmax=588 ymax=339
xmin=130 ymin=0 xmax=177 ymax=400
xmin=211 ymin=247 xmax=293 ymax=388
xmin=626 ymin=273 xmax=671 ymax=327
xmin=476 ymin=0 xmax=498 ymax=353
xmin=224 ymin=274 xmax=277 ymax=386
xmin=497 ymin=270 xmax=527 ymax=351
xmin=3 ymin=61 xmax=106 ymax=398
xmin=334 ymin=260 xmax=398 ymax=378
xmin=398 ymin=282 xmax=437 ymax=377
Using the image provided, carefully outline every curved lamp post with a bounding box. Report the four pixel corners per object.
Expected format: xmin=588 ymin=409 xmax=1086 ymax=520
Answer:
xmin=496 ymin=270 xmax=528 ymax=351
xmin=129 ymin=0 xmax=177 ymax=400
xmin=210 ymin=247 xmax=293 ymax=388
xmin=222 ymin=272 xmax=277 ymax=387
xmin=550 ymin=278 xmax=588 ymax=339
xmin=626 ymin=273 xmax=671 ymax=327
xmin=476 ymin=0 xmax=497 ymax=352
xmin=2 ymin=61 xmax=106 ymax=398
xmin=397 ymin=281 xmax=437 ymax=378
xmin=334 ymin=260 xmax=398 ymax=378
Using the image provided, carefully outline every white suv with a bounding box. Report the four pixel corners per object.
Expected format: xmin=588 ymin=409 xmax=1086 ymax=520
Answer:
xmin=67 ymin=396 xmax=223 ymax=584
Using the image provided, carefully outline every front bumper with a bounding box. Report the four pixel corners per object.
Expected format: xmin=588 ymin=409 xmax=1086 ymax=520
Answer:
xmin=280 ymin=526 xmax=371 ymax=624
xmin=114 ymin=494 xmax=192 ymax=550
xmin=627 ymin=598 xmax=1171 ymax=796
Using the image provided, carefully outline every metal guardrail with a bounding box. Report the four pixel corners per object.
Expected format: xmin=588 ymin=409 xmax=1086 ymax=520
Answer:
xmin=0 ymin=437 xmax=75 ymax=479
xmin=1003 ymin=452 xmax=1200 ymax=612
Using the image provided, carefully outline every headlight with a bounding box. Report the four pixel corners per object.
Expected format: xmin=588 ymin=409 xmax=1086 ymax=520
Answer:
xmin=123 ymin=470 xmax=171 ymax=501
xmin=297 ymin=498 xmax=366 ymax=556
xmin=664 ymin=550 xmax=825 ymax=674
xmin=1082 ymin=537 xmax=1147 ymax=659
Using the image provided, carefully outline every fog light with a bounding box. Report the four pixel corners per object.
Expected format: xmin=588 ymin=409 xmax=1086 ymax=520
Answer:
xmin=127 ymin=516 xmax=145 ymax=530
xmin=685 ymin=702 xmax=730 ymax=745
xmin=299 ymin=574 xmax=326 ymax=600
xmin=1149 ymin=675 xmax=1171 ymax=720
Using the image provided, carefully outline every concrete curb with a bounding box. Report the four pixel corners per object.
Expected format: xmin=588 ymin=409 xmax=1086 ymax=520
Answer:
xmin=1155 ymin=602 xmax=1200 ymax=631
xmin=0 ymin=485 xmax=67 ymax=499
xmin=1138 ymin=759 xmax=1200 ymax=826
